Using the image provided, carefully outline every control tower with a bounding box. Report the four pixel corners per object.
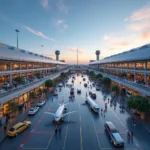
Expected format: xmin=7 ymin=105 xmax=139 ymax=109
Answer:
xmin=55 ymin=50 xmax=60 ymax=61
xmin=95 ymin=50 xmax=100 ymax=61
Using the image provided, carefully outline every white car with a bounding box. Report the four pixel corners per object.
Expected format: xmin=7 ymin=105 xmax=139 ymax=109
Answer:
xmin=58 ymin=83 xmax=63 ymax=87
xmin=28 ymin=107 xmax=39 ymax=115
xmin=2 ymin=83 xmax=10 ymax=88
xmin=37 ymin=101 xmax=46 ymax=107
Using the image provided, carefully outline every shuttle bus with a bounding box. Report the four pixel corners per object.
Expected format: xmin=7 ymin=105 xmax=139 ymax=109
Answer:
xmin=86 ymin=96 xmax=99 ymax=113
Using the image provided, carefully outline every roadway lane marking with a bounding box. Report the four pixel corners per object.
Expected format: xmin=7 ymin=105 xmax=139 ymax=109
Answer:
xmin=22 ymin=125 xmax=58 ymax=150
xmin=80 ymin=116 xmax=83 ymax=150
xmin=20 ymin=144 xmax=24 ymax=148
xmin=63 ymin=108 xmax=72 ymax=149
xmin=92 ymin=117 xmax=101 ymax=150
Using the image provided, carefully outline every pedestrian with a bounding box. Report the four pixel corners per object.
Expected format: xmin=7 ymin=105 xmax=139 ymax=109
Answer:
xmin=131 ymin=131 xmax=133 ymax=137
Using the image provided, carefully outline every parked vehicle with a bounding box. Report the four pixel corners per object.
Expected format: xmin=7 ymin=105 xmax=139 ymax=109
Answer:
xmin=91 ymin=93 xmax=96 ymax=99
xmin=37 ymin=101 xmax=46 ymax=107
xmin=96 ymin=85 xmax=100 ymax=91
xmin=53 ymin=91 xmax=58 ymax=96
xmin=84 ymin=83 xmax=87 ymax=87
xmin=2 ymin=83 xmax=10 ymax=88
xmin=77 ymin=89 xmax=81 ymax=94
xmin=7 ymin=121 xmax=31 ymax=137
xmin=28 ymin=107 xmax=39 ymax=115
xmin=104 ymin=122 xmax=124 ymax=147
xmin=58 ymin=83 xmax=63 ymax=87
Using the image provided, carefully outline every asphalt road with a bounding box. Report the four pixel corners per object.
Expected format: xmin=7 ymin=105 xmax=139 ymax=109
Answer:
xmin=0 ymin=74 xmax=150 ymax=150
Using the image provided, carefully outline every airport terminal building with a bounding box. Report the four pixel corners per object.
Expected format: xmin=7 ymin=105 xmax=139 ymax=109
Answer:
xmin=89 ymin=44 xmax=150 ymax=97
xmin=0 ymin=43 xmax=67 ymax=120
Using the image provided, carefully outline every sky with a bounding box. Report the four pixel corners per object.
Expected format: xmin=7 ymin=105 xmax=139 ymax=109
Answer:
xmin=0 ymin=0 xmax=150 ymax=64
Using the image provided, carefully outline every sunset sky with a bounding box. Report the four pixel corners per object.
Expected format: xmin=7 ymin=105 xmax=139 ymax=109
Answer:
xmin=0 ymin=0 xmax=150 ymax=64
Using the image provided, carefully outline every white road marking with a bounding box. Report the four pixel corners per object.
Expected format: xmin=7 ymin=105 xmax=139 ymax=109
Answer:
xmin=63 ymin=108 xmax=71 ymax=149
xmin=30 ymin=129 xmax=35 ymax=132
xmin=20 ymin=144 xmax=24 ymax=148
xmin=80 ymin=116 xmax=83 ymax=150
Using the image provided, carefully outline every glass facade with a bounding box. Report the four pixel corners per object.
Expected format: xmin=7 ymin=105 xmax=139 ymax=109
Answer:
xmin=136 ymin=62 xmax=145 ymax=70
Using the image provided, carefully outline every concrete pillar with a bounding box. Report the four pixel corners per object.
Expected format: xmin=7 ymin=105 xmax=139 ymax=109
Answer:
xmin=9 ymin=62 xmax=12 ymax=84
xmin=134 ymin=62 xmax=136 ymax=81
xmin=26 ymin=63 xmax=28 ymax=79
xmin=19 ymin=63 xmax=21 ymax=76
xmin=9 ymin=74 xmax=12 ymax=85
xmin=144 ymin=62 xmax=147 ymax=85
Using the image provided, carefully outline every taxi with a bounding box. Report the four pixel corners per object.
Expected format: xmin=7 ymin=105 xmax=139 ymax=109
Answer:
xmin=7 ymin=121 xmax=31 ymax=137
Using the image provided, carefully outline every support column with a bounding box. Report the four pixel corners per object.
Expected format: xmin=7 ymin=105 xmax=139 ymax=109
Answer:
xmin=144 ymin=62 xmax=147 ymax=85
xmin=9 ymin=62 xmax=12 ymax=84
xmin=26 ymin=63 xmax=28 ymax=79
xmin=134 ymin=62 xmax=136 ymax=81
xmin=19 ymin=63 xmax=21 ymax=76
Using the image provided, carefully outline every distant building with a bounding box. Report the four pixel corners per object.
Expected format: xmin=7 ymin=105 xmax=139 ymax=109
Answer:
xmin=60 ymin=60 xmax=65 ymax=62
xmin=90 ymin=60 xmax=95 ymax=62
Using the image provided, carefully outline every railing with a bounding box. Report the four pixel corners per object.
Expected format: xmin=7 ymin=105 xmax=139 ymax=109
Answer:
xmin=0 ymin=68 xmax=68 ymax=98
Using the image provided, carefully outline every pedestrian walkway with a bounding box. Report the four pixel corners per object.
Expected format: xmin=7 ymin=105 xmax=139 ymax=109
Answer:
xmin=116 ymin=95 xmax=150 ymax=134
xmin=0 ymin=102 xmax=30 ymax=143
xmin=0 ymin=93 xmax=53 ymax=144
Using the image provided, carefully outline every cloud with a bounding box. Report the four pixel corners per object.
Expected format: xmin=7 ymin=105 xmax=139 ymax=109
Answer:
xmin=45 ymin=53 xmax=55 ymax=57
xmin=23 ymin=25 xmax=54 ymax=41
xmin=56 ymin=19 xmax=64 ymax=25
xmin=57 ymin=0 xmax=68 ymax=13
xmin=102 ymin=4 xmax=150 ymax=58
xmin=68 ymin=48 xmax=84 ymax=54
xmin=127 ymin=22 xmax=150 ymax=31
xmin=124 ymin=5 xmax=150 ymax=21
xmin=55 ymin=19 xmax=68 ymax=31
xmin=41 ymin=0 xmax=49 ymax=9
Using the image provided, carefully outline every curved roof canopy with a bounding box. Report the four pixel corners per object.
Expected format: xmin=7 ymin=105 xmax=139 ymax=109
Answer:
xmin=90 ymin=44 xmax=150 ymax=64
xmin=0 ymin=43 xmax=66 ymax=65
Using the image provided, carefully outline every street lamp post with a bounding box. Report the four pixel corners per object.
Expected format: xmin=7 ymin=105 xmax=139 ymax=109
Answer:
xmin=41 ymin=45 xmax=44 ymax=56
xmin=77 ymin=49 xmax=78 ymax=65
xmin=15 ymin=29 xmax=19 ymax=48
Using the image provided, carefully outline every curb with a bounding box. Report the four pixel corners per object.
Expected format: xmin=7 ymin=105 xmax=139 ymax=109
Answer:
xmin=0 ymin=114 xmax=28 ymax=144
xmin=117 ymin=98 xmax=150 ymax=135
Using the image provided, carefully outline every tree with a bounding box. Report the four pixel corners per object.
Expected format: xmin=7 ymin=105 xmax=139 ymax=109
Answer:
xmin=38 ymin=88 xmax=42 ymax=96
xmin=14 ymin=76 xmax=24 ymax=84
xmin=96 ymin=73 xmax=103 ymax=79
xmin=29 ymin=92 xmax=37 ymax=107
xmin=45 ymin=79 xmax=53 ymax=88
xmin=102 ymin=77 xmax=111 ymax=87
xmin=7 ymin=102 xmax=18 ymax=117
xmin=35 ymin=72 xmax=41 ymax=79
xmin=111 ymin=85 xmax=119 ymax=94
xmin=126 ymin=95 xmax=150 ymax=112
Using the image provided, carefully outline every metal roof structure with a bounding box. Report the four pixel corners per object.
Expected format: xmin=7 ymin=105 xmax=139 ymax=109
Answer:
xmin=0 ymin=42 xmax=66 ymax=64
xmin=90 ymin=44 xmax=150 ymax=64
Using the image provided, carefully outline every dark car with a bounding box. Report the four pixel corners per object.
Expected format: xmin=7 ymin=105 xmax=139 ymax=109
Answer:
xmin=77 ymin=89 xmax=81 ymax=94
xmin=83 ymin=78 xmax=86 ymax=81
xmin=105 ymin=122 xmax=124 ymax=147
xmin=84 ymin=83 xmax=87 ymax=87
xmin=91 ymin=93 xmax=96 ymax=99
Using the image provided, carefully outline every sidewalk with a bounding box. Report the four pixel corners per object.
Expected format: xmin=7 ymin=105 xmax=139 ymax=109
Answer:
xmin=116 ymin=95 xmax=150 ymax=134
xmin=0 ymin=93 xmax=53 ymax=144
xmin=0 ymin=102 xmax=30 ymax=143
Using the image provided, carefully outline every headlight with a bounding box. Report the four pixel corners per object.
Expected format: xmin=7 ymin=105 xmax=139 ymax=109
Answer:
xmin=113 ymin=142 xmax=117 ymax=145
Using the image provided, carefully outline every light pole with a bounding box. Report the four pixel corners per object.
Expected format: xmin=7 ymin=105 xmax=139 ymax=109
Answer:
xmin=15 ymin=29 xmax=19 ymax=48
xmin=41 ymin=45 xmax=44 ymax=56
xmin=77 ymin=49 xmax=78 ymax=65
